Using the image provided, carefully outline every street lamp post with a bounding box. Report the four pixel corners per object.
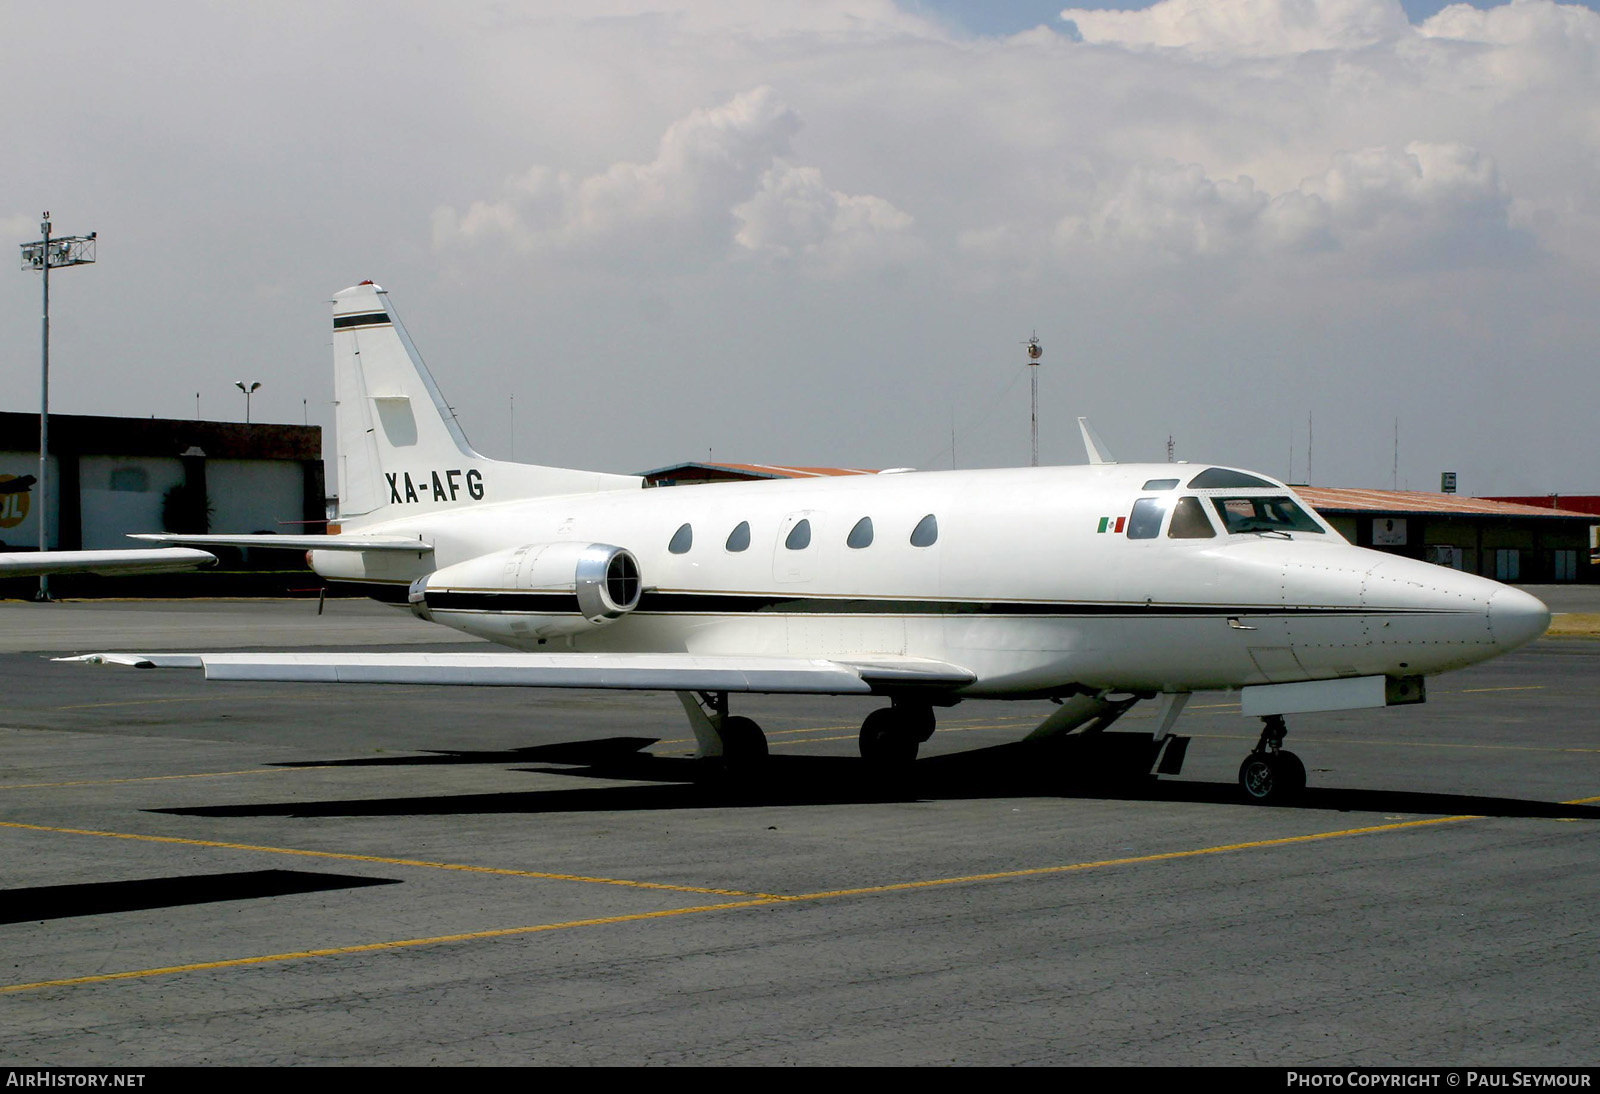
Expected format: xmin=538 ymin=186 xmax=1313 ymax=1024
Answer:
xmin=19 ymin=212 xmax=96 ymax=601
xmin=235 ymin=381 xmax=261 ymax=424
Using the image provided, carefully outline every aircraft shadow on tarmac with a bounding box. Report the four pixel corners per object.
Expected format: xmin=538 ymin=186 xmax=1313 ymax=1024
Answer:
xmin=152 ymin=736 xmax=1600 ymax=822
xmin=0 ymin=870 xmax=401 ymax=924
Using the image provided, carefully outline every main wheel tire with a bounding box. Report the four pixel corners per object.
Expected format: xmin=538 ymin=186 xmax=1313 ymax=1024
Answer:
xmin=718 ymin=715 xmax=768 ymax=765
xmin=1238 ymin=751 xmax=1305 ymax=805
xmin=859 ymin=708 xmax=919 ymax=769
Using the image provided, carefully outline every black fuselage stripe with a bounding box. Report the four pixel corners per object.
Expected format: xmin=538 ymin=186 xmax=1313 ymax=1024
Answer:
xmin=413 ymin=588 xmax=1472 ymax=618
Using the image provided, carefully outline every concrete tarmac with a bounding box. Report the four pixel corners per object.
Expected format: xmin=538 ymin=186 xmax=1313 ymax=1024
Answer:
xmin=1 ymin=598 xmax=1597 ymax=1066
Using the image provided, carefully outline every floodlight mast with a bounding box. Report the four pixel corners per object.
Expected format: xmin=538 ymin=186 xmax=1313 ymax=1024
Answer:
xmin=235 ymin=380 xmax=261 ymax=424
xmin=19 ymin=213 xmax=96 ymax=601
xmin=1024 ymin=333 xmax=1042 ymax=467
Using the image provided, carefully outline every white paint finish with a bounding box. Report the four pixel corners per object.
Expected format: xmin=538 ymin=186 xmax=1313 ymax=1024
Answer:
xmin=1241 ymin=675 xmax=1388 ymax=717
xmin=0 ymin=548 xmax=215 ymax=578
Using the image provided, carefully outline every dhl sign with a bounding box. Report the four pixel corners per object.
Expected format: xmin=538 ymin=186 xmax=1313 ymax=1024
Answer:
xmin=0 ymin=474 xmax=34 ymax=530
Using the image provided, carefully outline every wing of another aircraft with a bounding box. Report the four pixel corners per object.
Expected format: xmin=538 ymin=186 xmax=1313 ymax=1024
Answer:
xmin=0 ymin=548 xmax=217 ymax=577
xmin=128 ymin=533 xmax=432 ymax=553
xmin=58 ymin=650 xmax=976 ymax=695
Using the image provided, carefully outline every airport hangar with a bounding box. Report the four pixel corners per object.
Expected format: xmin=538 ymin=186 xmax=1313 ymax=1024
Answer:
xmin=0 ymin=411 xmax=323 ymax=595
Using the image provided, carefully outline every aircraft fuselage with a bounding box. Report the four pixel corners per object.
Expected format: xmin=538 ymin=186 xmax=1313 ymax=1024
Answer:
xmin=310 ymin=461 xmax=1550 ymax=699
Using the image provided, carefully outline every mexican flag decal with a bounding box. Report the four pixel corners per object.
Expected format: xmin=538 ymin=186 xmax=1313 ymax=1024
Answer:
xmin=1097 ymin=516 xmax=1126 ymax=533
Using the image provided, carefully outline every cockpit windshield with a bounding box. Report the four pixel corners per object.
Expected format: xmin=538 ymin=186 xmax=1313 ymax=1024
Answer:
xmin=1211 ymin=496 xmax=1324 ymax=536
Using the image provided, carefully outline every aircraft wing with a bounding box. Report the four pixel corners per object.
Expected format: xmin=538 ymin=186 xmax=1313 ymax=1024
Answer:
xmin=0 ymin=548 xmax=217 ymax=577
xmin=127 ymin=533 xmax=432 ymax=553
xmin=57 ymin=651 xmax=976 ymax=695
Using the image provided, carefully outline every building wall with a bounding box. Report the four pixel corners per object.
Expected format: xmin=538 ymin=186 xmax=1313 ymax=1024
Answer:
xmin=1324 ymin=510 xmax=1593 ymax=583
xmin=206 ymin=459 xmax=310 ymax=534
xmin=77 ymin=455 xmax=185 ymax=549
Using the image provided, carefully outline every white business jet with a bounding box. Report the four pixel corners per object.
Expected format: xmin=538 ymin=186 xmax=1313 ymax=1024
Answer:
xmin=95 ymin=281 xmax=1550 ymax=804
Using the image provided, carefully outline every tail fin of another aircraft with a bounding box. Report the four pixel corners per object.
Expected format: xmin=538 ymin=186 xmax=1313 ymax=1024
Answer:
xmin=331 ymin=282 xmax=640 ymax=527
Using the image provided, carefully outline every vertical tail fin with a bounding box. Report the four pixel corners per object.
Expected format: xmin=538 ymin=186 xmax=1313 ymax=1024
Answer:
xmin=331 ymin=282 xmax=640 ymax=527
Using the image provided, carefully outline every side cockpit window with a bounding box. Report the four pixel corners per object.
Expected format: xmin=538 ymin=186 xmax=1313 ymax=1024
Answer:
xmin=1125 ymin=498 xmax=1165 ymax=540
xmin=1168 ymin=496 xmax=1216 ymax=539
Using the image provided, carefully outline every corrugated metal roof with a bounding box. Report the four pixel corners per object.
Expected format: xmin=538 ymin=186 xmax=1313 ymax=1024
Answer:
xmin=1297 ymin=486 xmax=1594 ymax=519
xmin=639 ymin=461 xmax=878 ymax=480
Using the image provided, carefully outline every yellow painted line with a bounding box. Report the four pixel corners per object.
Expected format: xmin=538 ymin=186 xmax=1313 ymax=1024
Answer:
xmin=1 ymin=811 xmax=1525 ymax=995
xmin=1458 ymin=686 xmax=1546 ymax=694
xmin=793 ymin=816 xmax=1485 ymax=898
xmin=0 ymin=898 xmax=784 ymax=995
xmin=52 ymin=694 xmax=282 ymax=711
xmin=0 ymin=821 xmax=779 ymax=900
xmin=0 ymin=767 xmax=334 ymax=791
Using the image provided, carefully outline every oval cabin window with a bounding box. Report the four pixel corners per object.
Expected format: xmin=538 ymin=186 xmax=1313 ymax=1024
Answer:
xmin=847 ymin=517 xmax=873 ymax=549
xmin=668 ymin=523 xmax=693 ymax=554
xmin=910 ymin=514 xmax=938 ymax=547
xmin=785 ymin=519 xmax=812 ymax=550
xmin=725 ymin=521 xmax=751 ymax=552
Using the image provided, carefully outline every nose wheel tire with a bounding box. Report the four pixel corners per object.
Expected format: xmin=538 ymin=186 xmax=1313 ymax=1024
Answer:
xmin=1239 ymin=749 xmax=1306 ymax=805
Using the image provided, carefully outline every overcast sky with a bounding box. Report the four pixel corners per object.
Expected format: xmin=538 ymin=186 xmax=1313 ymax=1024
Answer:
xmin=3 ymin=0 xmax=1597 ymax=496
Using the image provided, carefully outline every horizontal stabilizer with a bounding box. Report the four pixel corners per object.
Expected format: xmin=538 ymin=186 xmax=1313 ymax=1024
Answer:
xmin=59 ymin=651 xmax=975 ymax=695
xmin=0 ymin=548 xmax=216 ymax=577
xmin=128 ymin=533 xmax=432 ymax=554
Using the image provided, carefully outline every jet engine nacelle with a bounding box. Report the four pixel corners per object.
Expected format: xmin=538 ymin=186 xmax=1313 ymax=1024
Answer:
xmin=408 ymin=541 xmax=642 ymax=640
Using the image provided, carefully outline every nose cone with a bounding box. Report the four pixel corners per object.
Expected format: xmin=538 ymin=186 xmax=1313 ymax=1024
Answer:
xmin=1488 ymin=586 xmax=1551 ymax=652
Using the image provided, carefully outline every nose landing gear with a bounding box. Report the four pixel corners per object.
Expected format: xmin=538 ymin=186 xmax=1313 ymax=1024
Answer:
xmin=1238 ymin=714 xmax=1306 ymax=805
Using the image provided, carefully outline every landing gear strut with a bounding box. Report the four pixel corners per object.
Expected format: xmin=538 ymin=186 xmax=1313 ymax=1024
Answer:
xmin=859 ymin=701 xmax=935 ymax=771
xmin=1238 ymin=714 xmax=1306 ymax=805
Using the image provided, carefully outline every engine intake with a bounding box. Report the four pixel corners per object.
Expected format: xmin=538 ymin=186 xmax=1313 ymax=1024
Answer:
xmin=408 ymin=542 xmax=642 ymax=639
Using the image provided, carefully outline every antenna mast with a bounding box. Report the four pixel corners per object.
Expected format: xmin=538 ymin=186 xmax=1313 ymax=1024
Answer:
xmin=1025 ymin=333 xmax=1042 ymax=467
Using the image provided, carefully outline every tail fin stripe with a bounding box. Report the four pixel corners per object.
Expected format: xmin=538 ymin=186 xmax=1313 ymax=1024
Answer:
xmin=334 ymin=312 xmax=391 ymax=330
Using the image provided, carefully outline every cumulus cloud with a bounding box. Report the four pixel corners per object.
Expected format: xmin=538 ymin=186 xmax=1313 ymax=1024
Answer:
xmin=1047 ymin=142 xmax=1522 ymax=269
xmin=434 ymin=86 xmax=912 ymax=271
xmin=1059 ymin=0 xmax=1411 ymax=55
xmin=1421 ymin=0 xmax=1600 ymax=46
xmin=733 ymin=161 xmax=915 ymax=268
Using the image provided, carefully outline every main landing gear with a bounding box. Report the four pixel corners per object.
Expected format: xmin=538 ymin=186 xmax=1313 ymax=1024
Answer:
xmin=858 ymin=701 xmax=935 ymax=770
xmin=1238 ymin=714 xmax=1306 ymax=805
xmin=676 ymin=691 xmax=769 ymax=771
